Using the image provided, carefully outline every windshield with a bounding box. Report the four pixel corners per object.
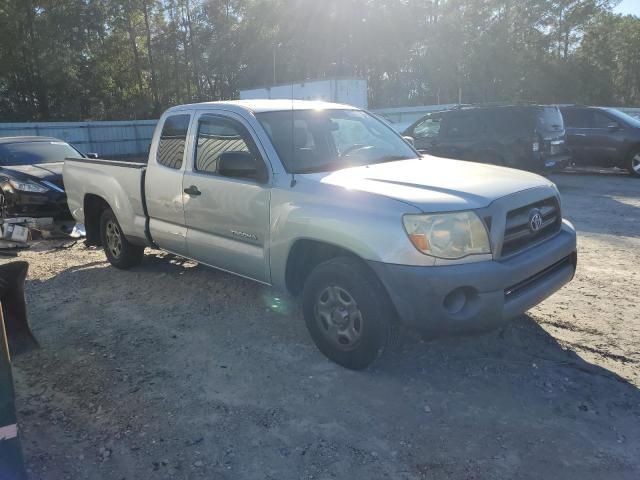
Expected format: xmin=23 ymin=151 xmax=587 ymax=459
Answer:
xmin=256 ymin=109 xmax=417 ymax=174
xmin=536 ymin=107 xmax=564 ymax=133
xmin=0 ymin=141 xmax=82 ymax=166
xmin=605 ymin=108 xmax=640 ymax=128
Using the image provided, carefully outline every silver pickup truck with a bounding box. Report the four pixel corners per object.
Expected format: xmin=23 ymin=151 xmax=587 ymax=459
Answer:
xmin=63 ymin=100 xmax=577 ymax=369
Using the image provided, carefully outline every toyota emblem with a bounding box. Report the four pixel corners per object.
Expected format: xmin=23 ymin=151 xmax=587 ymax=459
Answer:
xmin=529 ymin=210 xmax=543 ymax=232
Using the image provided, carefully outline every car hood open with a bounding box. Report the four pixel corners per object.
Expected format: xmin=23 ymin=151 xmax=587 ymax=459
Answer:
xmin=307 ymin=157 xmax=556 ymax=212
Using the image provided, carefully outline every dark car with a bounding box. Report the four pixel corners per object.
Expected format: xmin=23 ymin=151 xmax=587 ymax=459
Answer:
xmin=403 ymin=105 xmax=571 ymax=172
xmin=0 ymin=137 xmax=84 ymax=219
xmin=559 ymin=106 xmax=640 ymax=177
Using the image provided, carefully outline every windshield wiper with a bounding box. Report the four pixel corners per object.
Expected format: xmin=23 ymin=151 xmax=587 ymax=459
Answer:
xmin=295 ymin=161 xmax=347 ymax=174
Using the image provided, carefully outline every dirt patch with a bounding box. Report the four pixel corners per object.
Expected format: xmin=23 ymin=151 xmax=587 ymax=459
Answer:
xmin=3 ymin=171 xmax=639 ymax=479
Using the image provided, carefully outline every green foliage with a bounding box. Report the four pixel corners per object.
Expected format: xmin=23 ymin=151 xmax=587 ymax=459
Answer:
xmin=0 ymin=0 xmax=637 ymax=121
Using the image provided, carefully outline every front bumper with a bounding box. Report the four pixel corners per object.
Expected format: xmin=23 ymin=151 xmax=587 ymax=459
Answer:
xmin=542 ymin=154 xmax=571 ymax=171
xmin=369 ymin=220 xmax=577 ymax=338
xmin=2 ymin=190 xmax=72 ymax=220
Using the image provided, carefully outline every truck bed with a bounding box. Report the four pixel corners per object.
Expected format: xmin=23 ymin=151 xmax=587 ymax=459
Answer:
xmin=63 ymin=157 xmax=148 ymax=243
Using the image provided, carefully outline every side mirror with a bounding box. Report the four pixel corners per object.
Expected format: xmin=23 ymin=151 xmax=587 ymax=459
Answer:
xmin=403 ymin=136 xmax=415 ymax=146
xmin=607 ymin=123 xmax=621 ymax=132
xmin=86 ymin=153 xmax=99 ymax=159
xmin=218 ymin=151 xmax=265 ymax=182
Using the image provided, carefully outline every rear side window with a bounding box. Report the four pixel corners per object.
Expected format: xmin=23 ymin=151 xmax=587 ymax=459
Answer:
xmin=195 ymin=116 xmax=256 ymax=174
xmin=591 ymin=111 xmax=614 ymax=128
xmin=536 ymin=107 xmax=564 ymax=133
xmin=490 ymin=109 xmax=532 ymax=135
xmin=157 ymin=114 xmax=190 ymax=169
xmin=561 ymin=109 xmax=588 ymax=128
xmin=562 ymin=109 xmax=616 ymax=129
xmin=441 ymin=113 xmax=480 ymax=138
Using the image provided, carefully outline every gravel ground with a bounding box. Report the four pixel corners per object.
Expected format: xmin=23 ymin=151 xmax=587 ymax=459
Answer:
xmin=3 ymin=171 xmax=639 ymax=480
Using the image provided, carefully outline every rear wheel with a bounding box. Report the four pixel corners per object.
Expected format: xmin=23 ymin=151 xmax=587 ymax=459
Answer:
xmin=99 ymin=209 xmax=144 ymax=269
xmin=302 ymin=257 xmax=398 ymax=370
xmin=627 ymin=150 xmax=640 ymax=177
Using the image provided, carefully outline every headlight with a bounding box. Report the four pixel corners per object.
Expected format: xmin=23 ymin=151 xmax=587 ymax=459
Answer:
xmin=9 ymin=179 xmax=49 ymax=193
xmin=403 ymin=211 xmax=491 ymax=259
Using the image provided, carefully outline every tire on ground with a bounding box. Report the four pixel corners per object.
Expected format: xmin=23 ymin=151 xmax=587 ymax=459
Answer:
xmin=302 ymin=256 xmax=399 ymax=370
xmin=99 ymin=209 xmax=144 ymax=269
xmin=627 ymin=149 xmax=640 ymax=177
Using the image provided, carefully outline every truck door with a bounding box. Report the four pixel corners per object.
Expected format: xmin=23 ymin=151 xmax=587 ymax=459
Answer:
xmin=182 ymin=112 xmax=271 ymax=283
xmin=145 ymin=113 xmax=191 ymax=253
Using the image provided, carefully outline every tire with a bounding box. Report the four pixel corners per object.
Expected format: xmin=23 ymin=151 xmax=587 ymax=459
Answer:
xmin=99 ymin=209 xmax=144 ymax=269
xmin=302 ymin=257 xmax=399 ymax=370
xmin=627 ymin=149 xmax=640 ymax=177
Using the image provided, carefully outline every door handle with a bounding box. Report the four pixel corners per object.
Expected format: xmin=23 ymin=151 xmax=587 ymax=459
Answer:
xmin=574 ymin=133 xmax=587 ymax=137
xmin=184 ymin=185 xmax=202 ymax=196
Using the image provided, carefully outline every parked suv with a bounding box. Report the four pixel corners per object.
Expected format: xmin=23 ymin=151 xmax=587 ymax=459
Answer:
xmin=559 ymin=106 xmax=640 ymax=177
xmin=403 ymin=105 xmax=570 ymax=172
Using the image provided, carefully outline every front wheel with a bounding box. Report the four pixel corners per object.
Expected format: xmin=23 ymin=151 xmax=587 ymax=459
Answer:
xmin=302 ymin=257 xmax=398 ymax=370
xmin=99 ymin=209 xmax=144 ymax=269
xmin=627 ymin=150 xmax=640 ymax=177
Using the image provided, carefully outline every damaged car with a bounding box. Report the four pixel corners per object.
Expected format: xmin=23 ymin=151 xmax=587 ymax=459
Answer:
xmin=0 ymin=136 xmax=85 ymax=220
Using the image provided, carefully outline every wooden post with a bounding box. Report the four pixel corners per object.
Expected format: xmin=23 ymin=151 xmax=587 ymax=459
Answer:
xmin=0 ymin=303 xmax=28 ymax=480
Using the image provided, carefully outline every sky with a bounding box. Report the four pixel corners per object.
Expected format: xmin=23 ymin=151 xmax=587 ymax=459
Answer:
xmin=614 ymin=0 xmax=640 ymax=17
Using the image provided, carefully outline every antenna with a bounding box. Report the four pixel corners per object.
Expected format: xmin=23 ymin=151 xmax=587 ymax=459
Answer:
xmin=290 ymin=81 xmax=297 ymax=187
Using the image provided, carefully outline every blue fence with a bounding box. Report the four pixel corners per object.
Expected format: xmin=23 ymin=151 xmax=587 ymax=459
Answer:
xmin=1 ymin=106 xmax=638 ymax=158
xmin=0 ymin=120 xmax=157 ymax=160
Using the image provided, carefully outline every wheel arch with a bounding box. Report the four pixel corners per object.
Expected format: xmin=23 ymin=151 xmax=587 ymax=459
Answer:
xmin=284 ymin=238 xmax=380 ymax=297
xmin=624 ymin=141 xmax=640 ymax=159
xmin=83 ymin=194 xmax=112 ymax=246
xmin=623 ymin=142 xmax=640 ymax=175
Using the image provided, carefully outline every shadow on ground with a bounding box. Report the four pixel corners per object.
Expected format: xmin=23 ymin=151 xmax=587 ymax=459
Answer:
xmin=551 ymin=172 xmax=639 ymax=238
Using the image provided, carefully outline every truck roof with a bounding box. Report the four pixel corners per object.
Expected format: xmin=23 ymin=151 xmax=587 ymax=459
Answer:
xmin=165 ymin=99 xmax=358 ymax=115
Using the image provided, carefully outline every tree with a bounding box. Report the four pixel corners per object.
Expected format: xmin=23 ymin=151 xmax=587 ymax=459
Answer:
xmin=0 ymin=0 xmax=637 ymax=121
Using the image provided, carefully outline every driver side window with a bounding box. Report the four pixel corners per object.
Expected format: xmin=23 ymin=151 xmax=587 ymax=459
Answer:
xmin=195 ymin=116 xmax=261 ymax=179
xmin=413 ymin=116 xmax=441 ymax=139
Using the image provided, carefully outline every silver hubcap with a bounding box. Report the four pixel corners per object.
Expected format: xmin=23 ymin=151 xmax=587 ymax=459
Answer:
xmin=105 ymin=220 xmax=123 ymax=258
xmin=632 ymin=153 xmax=640 ymax=174
xmin=315 ymin=286 xmax=363 ymax=351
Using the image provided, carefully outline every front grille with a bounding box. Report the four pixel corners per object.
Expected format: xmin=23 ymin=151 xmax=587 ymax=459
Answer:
xmin=501 ymin=197 xmax=561 ymax=257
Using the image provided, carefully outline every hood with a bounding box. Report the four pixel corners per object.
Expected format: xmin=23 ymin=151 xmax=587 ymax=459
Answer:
xmin=305 ymin=157 xmax=555 ymax=212
xmin=0 ymin=162 xmax=64 ymax=184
